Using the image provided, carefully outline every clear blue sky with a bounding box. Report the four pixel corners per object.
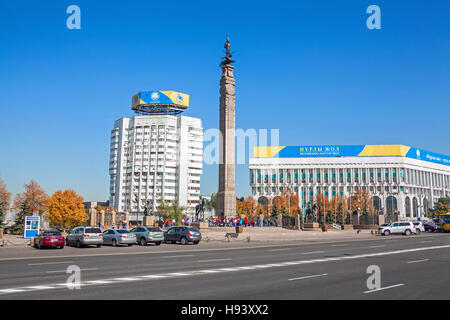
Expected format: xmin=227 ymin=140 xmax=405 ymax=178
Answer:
xmin=0 ymin=0 xmax=449 ymax=202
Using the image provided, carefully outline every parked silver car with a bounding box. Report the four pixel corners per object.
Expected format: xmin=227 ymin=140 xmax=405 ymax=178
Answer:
xmin=66 ymin=227 xmax=103 ymax=248
xmin=130 ymin=226 xmax=164 ymax=246
xmin=103 ymin=229 xmax=136 ymax=246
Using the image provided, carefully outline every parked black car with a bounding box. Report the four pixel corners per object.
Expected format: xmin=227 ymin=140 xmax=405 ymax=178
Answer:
xmin=164 ymin=226 xmax=202 ymax=245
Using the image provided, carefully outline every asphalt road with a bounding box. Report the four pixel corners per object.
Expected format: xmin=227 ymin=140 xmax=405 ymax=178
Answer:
xmin=1 ymin=233 xmax=449 ymax=299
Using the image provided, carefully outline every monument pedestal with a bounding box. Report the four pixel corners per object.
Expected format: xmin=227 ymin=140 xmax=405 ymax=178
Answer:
xmin=294 ymin=214 xmax=301 ymax=230
xmin=143 ymin=216 xmax=154 ymax=227
xmin=303 ymin=222 xmax=321 ymax=231
xmin=378 ymin=214 xmax=385 ymax=226
xmin=190 ymin=222 xmax=209 ymax=230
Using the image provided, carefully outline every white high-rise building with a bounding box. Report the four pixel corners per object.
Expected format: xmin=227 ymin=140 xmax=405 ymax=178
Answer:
xmin=109 ymin=114 xmax=203 ymax=222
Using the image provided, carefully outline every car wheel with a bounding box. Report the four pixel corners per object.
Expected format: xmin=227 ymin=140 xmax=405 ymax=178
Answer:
xmin=128 ymin=244 xmax=133 ymax=246
xmin=405 ymin=229 xmax=411 ymax=236
xmin=193 ymin=241 xmax=199 ymax=245
xmin=384 ymin=230 xmax=390 ymax=236
xmin=180 ymin=237 xmax=188 ymax=245
xmin=112 ymin=239 xmax=117 ymax=247
xmin=97 ymin=244 xmax=101 ymax=248
xmin=140 ymin=238 xmax=147 ymax=246
xmin=59 ymin=245 xmax=64 ymax=249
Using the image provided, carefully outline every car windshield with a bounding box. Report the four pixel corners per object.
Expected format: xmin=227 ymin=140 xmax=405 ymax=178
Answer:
xmin=188 ymin=228 xmax=200 ymax=232
xmin=117 ymin=230 xmax=130 ymax=234
xmin=43 ymin=231 xmax=61 ymax=236
xmin=148 ymin=227 xmax=162 ymax=232
xmin=85 ymin=228 xmax=102 ymax=234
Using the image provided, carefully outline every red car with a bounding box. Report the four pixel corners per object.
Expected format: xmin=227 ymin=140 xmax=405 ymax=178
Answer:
xmin=424 ymin=223 xmax=439 ymax=232
xmin=33 ymin=230 xmax=65 ymax=249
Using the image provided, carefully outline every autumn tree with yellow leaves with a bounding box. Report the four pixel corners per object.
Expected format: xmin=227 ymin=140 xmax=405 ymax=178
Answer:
xmin=236 ymin=197 xmax=257 ymax=217
xmin=13 ymin=180 xmax=49 ymax=216
xmin=46 ymin=190 xmax=88 ymax=231
xmin=272 ymin=189 xmax=299 ymax=216
xmin=349 ymin=189 xmax=374 ymax=215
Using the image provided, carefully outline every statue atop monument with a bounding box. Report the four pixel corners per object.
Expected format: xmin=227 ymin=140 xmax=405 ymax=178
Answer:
xmin=220 ymin=35 xmax=235 ymax=66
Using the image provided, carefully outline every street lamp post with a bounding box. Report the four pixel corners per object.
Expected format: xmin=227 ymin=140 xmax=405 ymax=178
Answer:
xmin=135 ymin=195 xmax=140 ymax=226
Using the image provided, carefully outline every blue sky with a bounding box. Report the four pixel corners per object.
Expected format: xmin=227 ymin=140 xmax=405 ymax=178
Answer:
xmin=0 ymin=0 xmax=449 ymax=202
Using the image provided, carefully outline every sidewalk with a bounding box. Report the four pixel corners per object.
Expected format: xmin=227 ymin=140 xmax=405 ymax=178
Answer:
xmin=0 ymin=235 xmax=31 ymax=247
xmin=201 ymin=227 xmax=377 ymax=242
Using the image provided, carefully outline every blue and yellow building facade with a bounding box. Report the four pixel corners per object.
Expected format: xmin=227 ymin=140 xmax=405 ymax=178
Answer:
xmin=250 ymin=145 xmax=450 ymax=220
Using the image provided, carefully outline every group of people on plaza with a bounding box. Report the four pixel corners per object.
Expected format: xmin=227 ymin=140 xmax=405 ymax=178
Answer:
xmin=208 ymin=216 xmax=278 ymax=228
xmin=96 ymin=216 xmax=278 ymax=230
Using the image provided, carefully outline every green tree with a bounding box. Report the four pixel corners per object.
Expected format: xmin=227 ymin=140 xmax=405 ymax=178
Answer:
xmin=205 ymin=193 xmax=216 ymax=212
xmin=156 ymin=198 xmax=171 ymax=222
xmin=0 ymin=178 xmax=11 ymax=227
xmin=11 ymin=200 xmax=32 ymax=234
xmin=167 ymin=200 xmax=186 ymax=224
xmin=428 ymin=198 xmax=450 ymax=218
xmin=271 ymin=204 xmax=279 ymax=216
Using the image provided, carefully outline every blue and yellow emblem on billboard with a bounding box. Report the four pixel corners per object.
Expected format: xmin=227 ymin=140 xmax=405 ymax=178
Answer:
xmin=132 ymin=90 xmax=189 ymax=115
xmin=132 ymin=90 xmax=189 ymax=109
xmin=253 ymin=145 xmax=450 ymax=167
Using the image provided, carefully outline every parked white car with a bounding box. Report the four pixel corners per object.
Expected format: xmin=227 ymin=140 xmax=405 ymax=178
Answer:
xmin=378 ymin=222 xmax=417 ymax=236
xmin=413 ymin=221 xmax=425 ymax=233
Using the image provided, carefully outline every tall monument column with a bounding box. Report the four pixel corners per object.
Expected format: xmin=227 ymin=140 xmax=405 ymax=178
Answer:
xmin=217 ymin=36 xmax=236 ymax=218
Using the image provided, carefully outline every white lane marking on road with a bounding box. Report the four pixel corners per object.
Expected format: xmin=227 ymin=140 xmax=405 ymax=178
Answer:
xmin=1 ymin=244 xmax=449 ymax=296
xmin=0 ymin=289 xmax=26 ymax=293
xmin=288 ymin=273 xmax=328 ymax=281
xmin=217 ymin=268 xmax=239 ymax=272
xmin=331 ymin=244 xmax=347 ymax=247
xmin=46 ymin=268 xmax=98 ymax=274
xmin=163 ymin=255 xmax=194 ymax=259
xmin=165 ymin=273 xmax=190 ymax=277
xmin=85 ymin=280 xmax=113 ymax=284
xmin=407 ymin=259 xmax=429 ymax=264
xmin=54 ymin=283 xmax=87 ymax=287
xmin=28 ymin=261 xmax=74 ymax=266
xmin=268 ymin=248 xmax=289 ymax=252
xmin=369 ymin=245 xmax=386 ymax=248
xmin=252 ymin=265 xmax=272 ymax=268
xmin=198 ymin=258 xmax=232 ymax=263
xmin=420 ymin=241 xmax=432 ymax=243
xmin=302 ymin=251 xmax=324 ymax=255
xmin=364 ymin=283 xmax=404 ymax=294
xmin=283 ymin=262 xmax=300 ymax=265
xmin=25 ymin=285 xmax=55 ymax=290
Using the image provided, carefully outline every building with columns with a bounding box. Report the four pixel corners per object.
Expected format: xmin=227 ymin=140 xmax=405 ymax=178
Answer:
xmin=249 ymin=145 xmax=450 ymax=219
